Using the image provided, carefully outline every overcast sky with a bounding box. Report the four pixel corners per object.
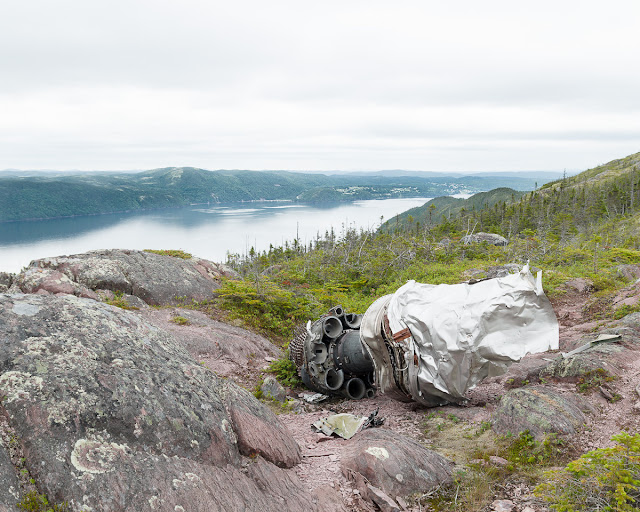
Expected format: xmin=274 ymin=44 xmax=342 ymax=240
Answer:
xmin=1 ymin=1 xmax=638 ymax=173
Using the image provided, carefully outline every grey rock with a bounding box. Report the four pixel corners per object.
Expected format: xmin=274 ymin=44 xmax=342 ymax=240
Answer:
xmin=492 ymin=386 xmax=593 ymax=439
xmin=564 ymin=278 xmax=594 ymax=294
xmin=500 ymin=354 xmax=550 ymax=388
xmin=0 ymin=273 xmax=13 ymax=294
xmin=491 ymin=499 xmax=515 ymax=512
xmin=0 ymin=293 xmax=308 ymax=512
xmin=0 ymin=440 xmax=19 ymax=512
xmin=341 ymin=429 xmax=452 ymax=499
xmin=261 ymin=375 xmax=287 ymax=403
xmin=14 ymin=249 xmax=237 ymax=305
xmin=616 ymin=264 xmax=640 ymax=281
xmin=461 ymin=232 xmax=508 ymax=246
xmin=541 ymin=352 xmax=620 ymax=380
xmin=616 ymin=313 xmax=640 ymax=341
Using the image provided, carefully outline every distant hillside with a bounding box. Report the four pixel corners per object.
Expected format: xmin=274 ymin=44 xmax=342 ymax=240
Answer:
xmin=0 ymin=167 xmax=547 ymax=222
xmin=382 ymin=188 xmax=525 ymax=231
xmin=384 ymin=151 xmax=640 ymax=240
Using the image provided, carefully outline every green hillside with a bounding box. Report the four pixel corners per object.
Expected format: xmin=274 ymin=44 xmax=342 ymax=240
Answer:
xmin=0 ymin=167 xmax=545 ymax=222
xmin=381 ymin=188 xmax=526 ymax=231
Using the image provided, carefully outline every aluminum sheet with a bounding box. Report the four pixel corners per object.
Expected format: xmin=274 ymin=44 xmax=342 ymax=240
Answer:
xmin=381 ymin=265 xmax=559 ymax=405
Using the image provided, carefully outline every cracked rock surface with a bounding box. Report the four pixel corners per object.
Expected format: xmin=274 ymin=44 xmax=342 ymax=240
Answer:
xmin=0 ymin=293 xmax=308 ymax=512
xmin=13 ymin=249 xmax=237 ymax=305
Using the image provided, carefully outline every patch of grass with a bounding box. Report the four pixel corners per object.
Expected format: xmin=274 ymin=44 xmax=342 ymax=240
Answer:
xmin=576 ymin=368 xmax=616 ymax=394
xmin=267 ymin=352 xmax=300 ymax=388
xmin=253 ymin=377 xmax=264 ymax=400
xmin=502 ymin=431 xmax=565 ymax=466
xmin=422 ymin=429 xmax=572 ymax=512
xmin=17 ymin=491 xmax=69 ymax=512
xmin=613 ymin=303 xmax=640 ymax=320
xmin=104 ymin=291 xmax=138 ymax=310
xmin=144 ymin=249 xmax=192 ymax=259
xmin=170 ymin=315 xmax=190 ymax=325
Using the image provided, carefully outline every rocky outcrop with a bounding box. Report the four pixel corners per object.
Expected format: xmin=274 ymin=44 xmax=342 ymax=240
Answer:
xmin=260 ymin=376 xmax=287 ymax=403
xmin=141 ymin=308 xmax=282 ymax=369
xmin=461 ymin=232 xmax=508 ymax=246
xmin=541 ymin=351 xmax=620 ymax=381
xmin=341 ymin=429 xmax=452 ymax=502
xmin=616 ymin=264 xmax=640 ymax=281
xmin=492 ymin=386 xmax=593 ymax=439
xmin=0 ymin=440 xmax=19 ymax=512
xmin=0 ymin=293 xmax=309 ymax=512
xmin=0 ymin=273 xmax=13 ymax=294
xmin=13 ymin=249 xmax=237 ymax=305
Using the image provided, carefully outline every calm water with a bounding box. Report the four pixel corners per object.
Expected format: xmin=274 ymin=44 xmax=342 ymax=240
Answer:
xmin=0 ymin=198 xmax=431 ymax=273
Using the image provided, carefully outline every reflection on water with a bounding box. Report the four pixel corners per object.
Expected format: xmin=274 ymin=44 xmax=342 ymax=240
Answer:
xmin=0 ymin=198 xmax=431 ymax=273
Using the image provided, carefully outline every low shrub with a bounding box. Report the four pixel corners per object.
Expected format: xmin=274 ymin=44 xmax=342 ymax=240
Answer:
xmin=104 ymin=291 xmax=138 ymax=310
xmin=535 ymin=432 xmax=640 ymax=511
xmin=144 ymin=249 xmax=192 ymax=259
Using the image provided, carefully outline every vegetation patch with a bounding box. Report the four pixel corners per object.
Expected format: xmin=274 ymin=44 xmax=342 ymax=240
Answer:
xmin=104 ymin=291 xmax=138 ymax=310
xmin=170 ymin=315 xmax=190 ymax=325
xmin=17 ymin=492 xmax=69 ymax=512
xmin=535 ymin=432 xmax=640 ymax=511
xmin=266 ymin=352 xmax=300 ymax=388
xmin=576 ymin=368 xmax=617 ymax=394
xmin=422 ymin=429 xmax=573 ymax=512
xmin=144 ymin=249 xmax=192 ymax=259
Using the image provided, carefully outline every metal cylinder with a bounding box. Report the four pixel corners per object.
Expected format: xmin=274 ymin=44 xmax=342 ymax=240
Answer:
xmin=343 ymin=378 xmax=366 ymax=400
xmin=365 ymin=388 xmax=375 ymax=399
xmin=322 ymin=316 xmax=343 ymax=340
xmin=342 ymin=313 xmax=362 ymax=329
xmin=324 ymin=368 xmax=344 ymax=390
xmin=334 ymin=331 xmax=374 ymax=373
xmin=329 ymin=305 xmax=344 ymax=318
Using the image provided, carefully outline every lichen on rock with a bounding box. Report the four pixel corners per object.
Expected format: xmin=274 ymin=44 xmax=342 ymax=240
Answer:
xmin=0 ymin=293 xmax=309 ymax=511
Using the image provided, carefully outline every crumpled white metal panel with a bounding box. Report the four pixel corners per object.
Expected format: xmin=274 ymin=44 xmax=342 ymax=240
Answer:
xmin=370 ymin=265 xmax=559 ymax=405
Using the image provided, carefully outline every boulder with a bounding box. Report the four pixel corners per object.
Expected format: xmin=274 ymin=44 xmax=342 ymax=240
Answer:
xmin=540 ymin=352 xmax=620 ymax=381
xmin=616 ymin=264 xmax=640 ymax=281
xmin=261 ymin=375 xmax=288 ymax=403
xmin=616 ymin=312 xmax=640 ymax=343
xmin=0 ymin=441 xmax=19 ymax=512
xmin=14 ymin=249 xmax=237 ymax=305
xmin=500 ymin=354 xmax=550 ymax=388
xmin=492 ymin=386 xmax=592 ymax=439
xmin=0 ymin=293 xmax=309 ymax=512
xmin=461 ymin=232 xmax=508 ymax=246
xmin=0 ymin=273 xmax=13 ymax=294
xmin=564 ymin=278 xmax=594 ymax=294
xmin=341 ymin=429 xmax=452 ymax=500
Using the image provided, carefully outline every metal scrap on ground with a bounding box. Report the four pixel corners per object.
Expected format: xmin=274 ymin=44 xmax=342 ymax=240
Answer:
xmin=311 ymin=410 xmax=385 ymax=440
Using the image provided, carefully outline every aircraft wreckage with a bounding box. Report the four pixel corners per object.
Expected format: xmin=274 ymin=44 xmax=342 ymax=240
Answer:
xmin=289 ymin=265 xmax=559 ymax=406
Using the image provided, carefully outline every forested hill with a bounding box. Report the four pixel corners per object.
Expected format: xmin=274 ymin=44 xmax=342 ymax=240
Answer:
xmin=386 ymin=151 xmax=640 ymax=240
xmin=0 ymin=167 xmax=545 ymax=222
xmin=381 ymin=187 xmax=526 ymax=232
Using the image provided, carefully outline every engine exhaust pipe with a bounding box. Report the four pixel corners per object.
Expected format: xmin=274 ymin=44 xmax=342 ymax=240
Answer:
xmin=343 ymin=378 xmax=366 ymax=400
xmin=322 ymin=316 xmax=343 ymax=340
xmin=329 ymin=305 xmax=344 ymax=318
xmin=324 ymin=368 xmax=344 ymax=390
xmin=342 ymin=313 xmax=362 ymax=329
